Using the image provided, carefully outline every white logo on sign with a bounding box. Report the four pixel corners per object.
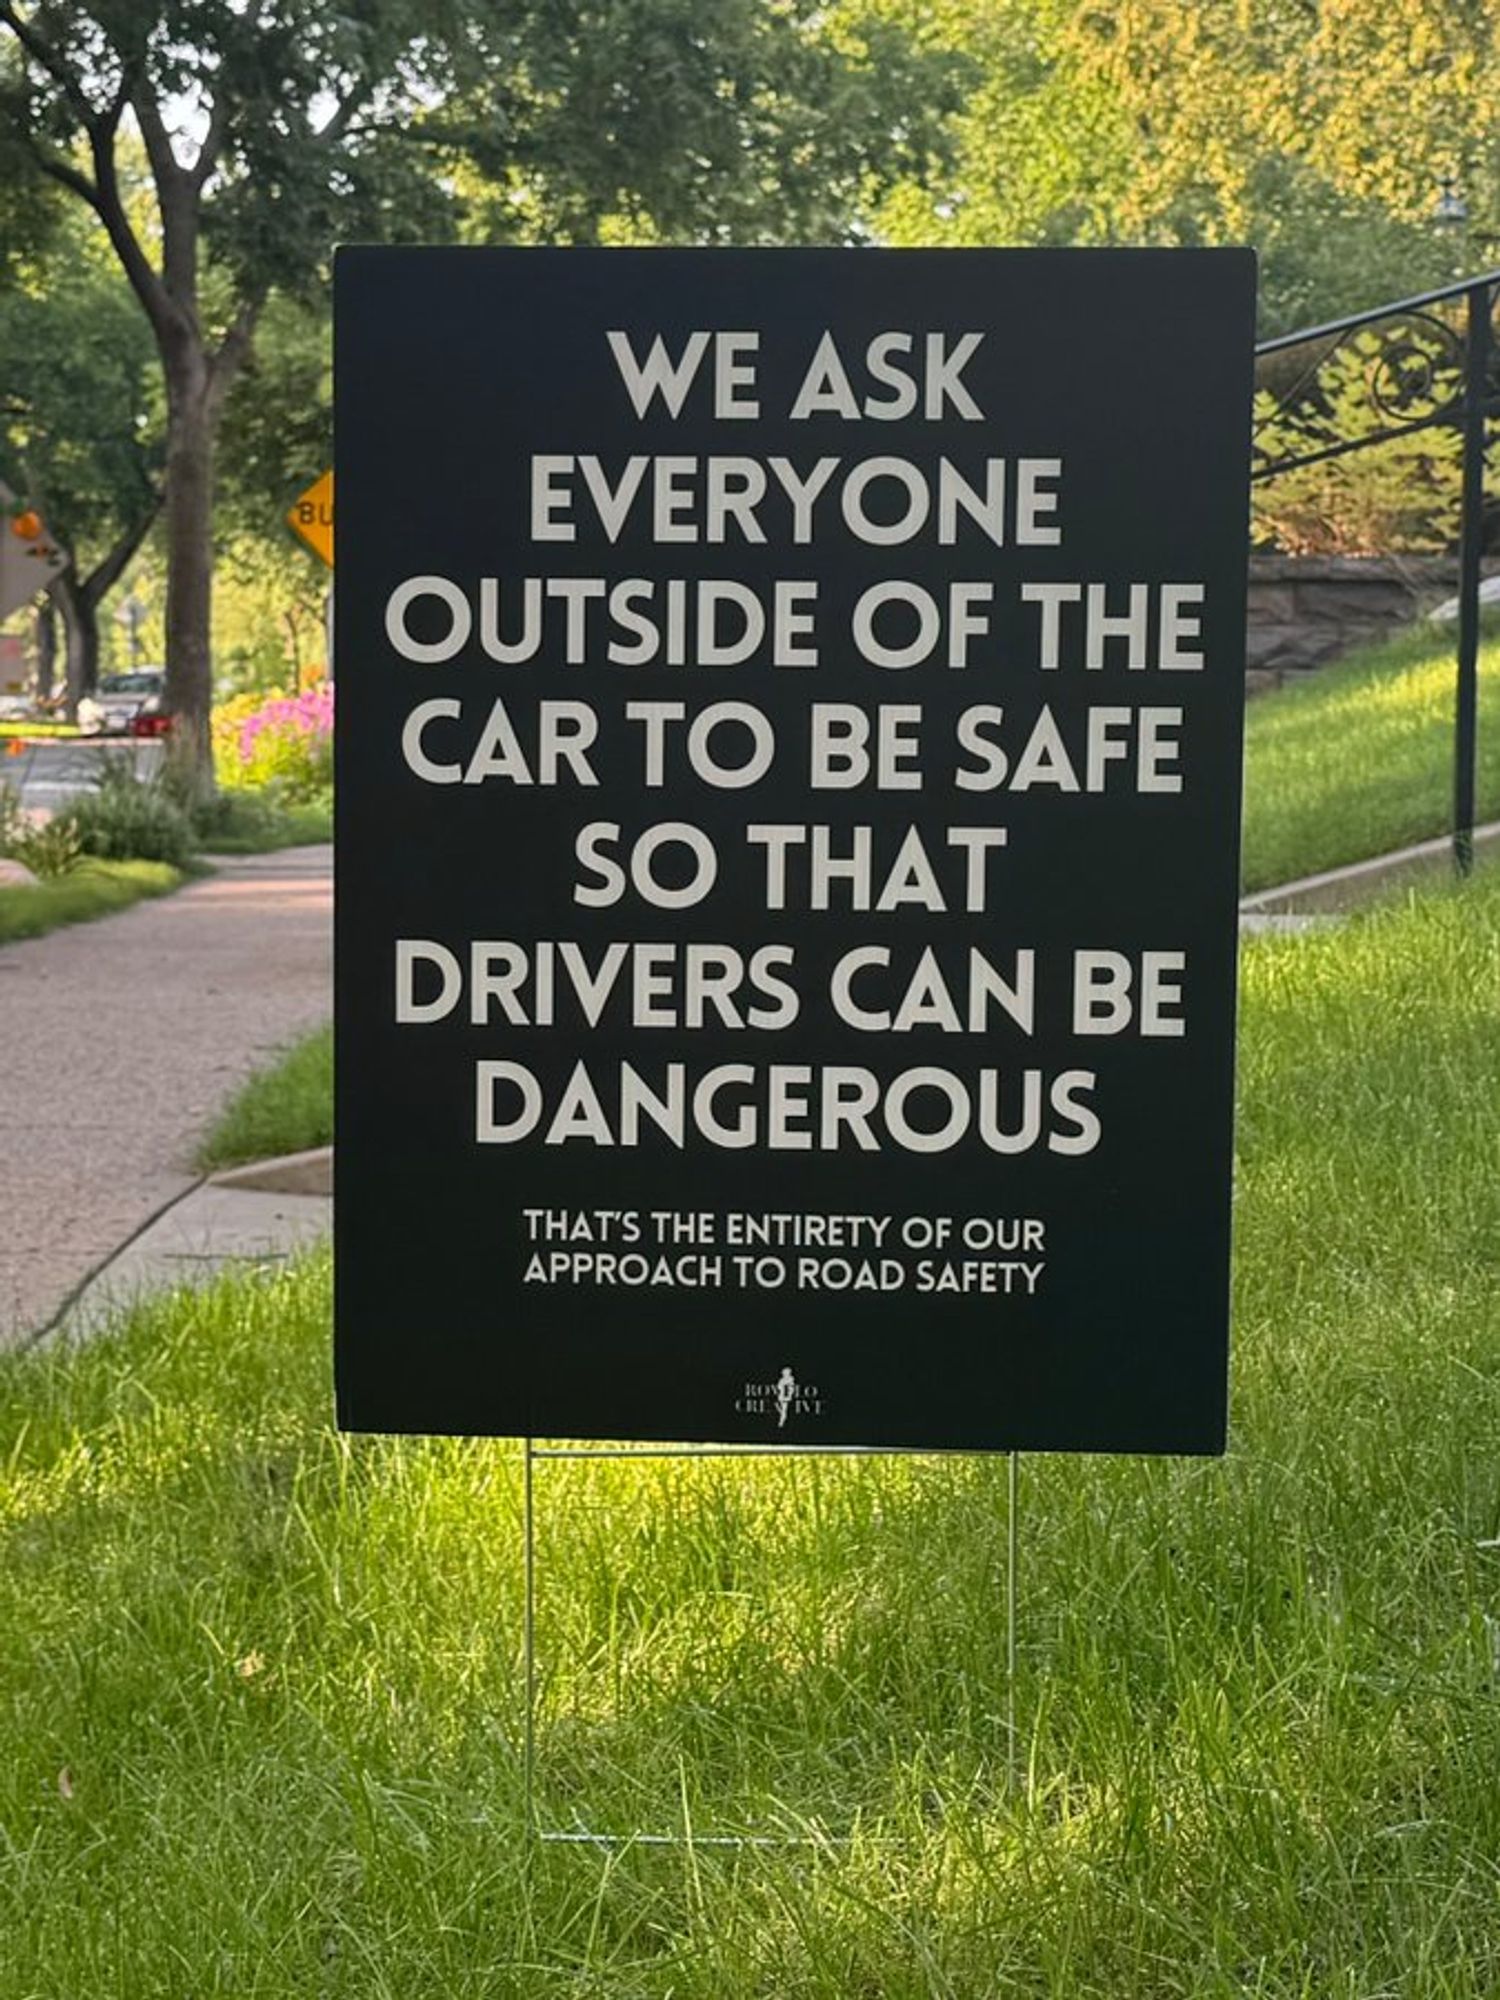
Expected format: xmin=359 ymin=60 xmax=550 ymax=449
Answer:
xmin=773 ymin=1367 xmax=797 ymax=1428
xmin=736 ymin=1366 xmax=824 ymax=1426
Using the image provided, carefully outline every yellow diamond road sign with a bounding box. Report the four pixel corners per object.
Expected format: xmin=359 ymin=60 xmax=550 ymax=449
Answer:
xmin=288 ymin=469 xmax=333 ymax=566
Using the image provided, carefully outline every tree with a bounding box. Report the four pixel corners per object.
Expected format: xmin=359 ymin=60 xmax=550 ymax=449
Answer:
xmin=0 ymin=39 xmax=62 ymax=279
xmin=0 ymin=204 xmax=162 ymax=707
xmin=0 ymin=1 xmax=957 ymax=796
xmin=869 ymin=0 xmax=1500 ymax=338
xmin=213 ymin=292 xmax=331 ymax=691
xmin=216 ymin=292 xmax=328 ymax=547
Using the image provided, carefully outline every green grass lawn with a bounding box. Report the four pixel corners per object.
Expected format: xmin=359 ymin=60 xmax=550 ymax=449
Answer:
xmin=197 ymin=822 xmax=332 ymax=855
xmin=4 ymin=868 xmax=1499 ymax=1994
xmin=193 ymin=787 xmax=333 ymax=854
xmin=0 ymin=857 xmax=183 ymax=943
xmin=196 ymin=1021 xmax=333 ymax=1169
xmin=1240 ymin=618 xmax=1500 ymax=892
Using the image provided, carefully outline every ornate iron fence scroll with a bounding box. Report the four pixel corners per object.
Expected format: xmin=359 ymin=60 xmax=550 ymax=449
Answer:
xmin=1253 ymin=272 xmax=1500 ymax=874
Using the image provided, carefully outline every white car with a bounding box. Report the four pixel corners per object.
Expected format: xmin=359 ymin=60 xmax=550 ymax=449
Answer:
xmin=78 ymin=668 xmax=166 ymax=735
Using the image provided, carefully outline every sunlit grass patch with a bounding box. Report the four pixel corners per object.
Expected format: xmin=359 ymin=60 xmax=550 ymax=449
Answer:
xmin=0 ymin=857 xmax=183 ymax=943
xmin=3 ymin=866 xmax=1499 ymax=1991
xmin=196 ymin=1021 xmax=333 ymax=1169
xmin=1241 ymin=619 xmax=1500 ymax=890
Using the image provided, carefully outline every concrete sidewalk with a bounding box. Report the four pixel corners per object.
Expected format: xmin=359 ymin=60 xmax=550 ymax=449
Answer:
xmin=1240 ymin=819 xmax=1500 ymax=916
xmin=52 ymin=1179 xmax=333 ymax=1345
xmin=51 ymin=1147 xmax=334 ymax=1344
xmin=0 ymin=846 xmax=331 ymax=1347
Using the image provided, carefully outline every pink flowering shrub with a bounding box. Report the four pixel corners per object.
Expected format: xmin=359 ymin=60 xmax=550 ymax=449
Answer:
xmin=214 ymin=683 xmax=333 ymax=802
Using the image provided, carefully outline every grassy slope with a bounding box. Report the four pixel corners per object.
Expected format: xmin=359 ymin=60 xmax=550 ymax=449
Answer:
xmin=4 ymin=870 xmax=1499 ymax=1995
xmin=196 ymin=802 xmax=333 ymax=854
xmin=1240 ymin=619 xmax=1500 ymax=892
xmin=0 ymin=858 xmax=183 ymax=944
xmin=196 ymin=1021 xmax=333 ymax=1169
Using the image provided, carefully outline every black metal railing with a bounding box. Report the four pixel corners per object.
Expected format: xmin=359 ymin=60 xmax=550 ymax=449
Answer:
xmin=1253 ymin=272 xmax=1500 ymax=875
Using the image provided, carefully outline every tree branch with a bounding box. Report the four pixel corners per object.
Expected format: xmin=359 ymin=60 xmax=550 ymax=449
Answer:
xmin=22 ymin=125 xmax=177 ymax=361
xmin=84 ymin=116 xmax=187 ymax=354
xmin=189 ymin=0 xmax=279 ymax=193
xmin=0 ymin=3 xmax=97 ymax=128
xmin=315 ymin=82 xmax=373 ymax=147
xmin=83 ymin=489 xmax=163 ymax=603
xmin=208 ymin=290 xmax=269 ymax=416
xmin=131 ymin=89 xmax=181 ymax=192
xmin=51 ymin=557 xmax=83 ymax=618
xmin=190 ymin=91 xmax=232 ymax=192
xmin=131 ymin=88 xmax=201 ymax=317
xmin=27 ymin=138 xmax=99 ymax=210
xmin=4 ymin=47 xmax=173 ymax=353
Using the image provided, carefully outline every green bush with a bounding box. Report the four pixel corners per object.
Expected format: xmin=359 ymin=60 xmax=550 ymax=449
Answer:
xmin=0 ymin=780 xmax=30 ymax=860
xmin=190 ymin=786 xmax=283 ymax=845
xmin=56 ymin=776 xmax=196 ymax=869
xmin=0 ymin=779 xmax=82 ymax=879
xmin=13 ymin=815 xmax=83 ymax=879
xmin=187 ymin=784 xmax=332 ymax=853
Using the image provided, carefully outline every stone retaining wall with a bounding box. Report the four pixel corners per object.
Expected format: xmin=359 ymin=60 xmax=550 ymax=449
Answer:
xmin=1245 ymin=554 xmax=1484 ymax=679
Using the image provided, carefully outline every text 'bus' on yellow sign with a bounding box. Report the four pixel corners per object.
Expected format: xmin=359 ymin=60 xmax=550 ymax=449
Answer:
xmin=288 ymin=469 xmax=333 ymax=566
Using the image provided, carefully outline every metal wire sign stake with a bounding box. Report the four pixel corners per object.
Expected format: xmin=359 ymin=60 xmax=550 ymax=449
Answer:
xmin=521 ymin=1438 xmax=1025 ymax=1847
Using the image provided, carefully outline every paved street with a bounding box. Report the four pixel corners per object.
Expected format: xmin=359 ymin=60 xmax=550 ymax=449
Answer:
xmin=6 ymin=736 xmax=164 ymax=813
xmin=0 ymin=846 xmax=331 ymax=1346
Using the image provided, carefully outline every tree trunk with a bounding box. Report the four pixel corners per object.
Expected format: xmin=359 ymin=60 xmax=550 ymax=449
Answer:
xmin=283 ymin=606 xmax=303 ymax=690
xmin=55 ymin=569 xmax=99 ymax=718
xmin=36 ymin=595 xmax=57 ymax=703
xmin=162 ymin=357 xmax=216 ymax=799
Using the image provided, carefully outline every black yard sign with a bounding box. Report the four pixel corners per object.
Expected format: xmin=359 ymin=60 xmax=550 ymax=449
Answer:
xmin=334 ymin=246 xmax=1255 ymax=1453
